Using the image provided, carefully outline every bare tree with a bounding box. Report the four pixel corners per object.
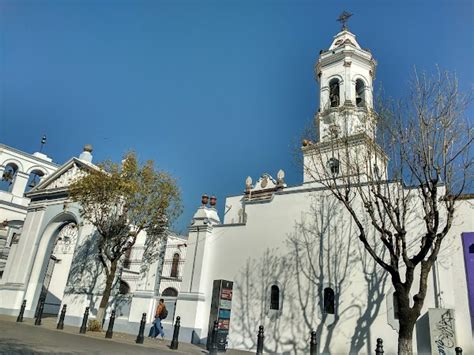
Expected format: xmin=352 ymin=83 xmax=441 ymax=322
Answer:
xmin=302 ymin=70 xmax=472 ymax=354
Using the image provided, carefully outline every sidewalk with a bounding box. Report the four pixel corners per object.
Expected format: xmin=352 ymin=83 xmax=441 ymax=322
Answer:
xmin=0 ymin=315 xmax=249 ymax=354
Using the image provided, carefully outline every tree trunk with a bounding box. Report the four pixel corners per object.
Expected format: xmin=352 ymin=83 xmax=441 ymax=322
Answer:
xmin=398 ymin=313 xmax=416 ymax=355
xmin=398 ymin=332 xmax=413 ymax=355
xmin=96 ymin=259 xmax=118 ymax=324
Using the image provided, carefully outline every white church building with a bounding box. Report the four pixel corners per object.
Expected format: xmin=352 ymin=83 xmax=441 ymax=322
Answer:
xmin=173 ymin=27 xmax=474 ymax=354
xmin=0 ymin=144 xmax=187 ymax=335
xmin=0 ymin=22 xmax=472 ymax=355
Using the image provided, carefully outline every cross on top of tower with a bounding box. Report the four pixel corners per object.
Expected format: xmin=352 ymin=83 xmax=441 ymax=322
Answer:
xmin=337 ymin=11 xmax=353 ymax=31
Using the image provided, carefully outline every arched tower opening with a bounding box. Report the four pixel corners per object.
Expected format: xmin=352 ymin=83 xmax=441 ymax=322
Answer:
xmin=25 ymin=170 xmax=45 ymax=193
xmin=329 ymin=79 xmax=340 ymax=108
xmin=355 ymin=79 xmax=366 ymax=107
xmin=1 ymin=163 xmax=18 ymax=192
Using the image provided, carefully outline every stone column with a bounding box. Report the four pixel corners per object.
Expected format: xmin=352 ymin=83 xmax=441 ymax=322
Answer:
xmin=11 ymin=171 xmax=29 ymax=197
xmin=343 ymin=59 xmax=352 ymax=104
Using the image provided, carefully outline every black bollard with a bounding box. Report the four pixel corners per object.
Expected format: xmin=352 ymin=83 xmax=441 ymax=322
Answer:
xmin=375 ymin=338 xmax=384 ymax=354
xmin=105 ymin=310 xmax=116 ymax=339
xmin=256 ymin=325 xmax=264 ymax=355
xmin=57 ymin=304 xmax=67 ymax=329
xmin=34 ymin=299 xmax=45 ymax=326
xmin=170 ymin=316 xmax=181 ymax=350
xmin=17 ymin=300 xmax=26 ymax=323
xmin=455 ymin=347 xmax=463 ymax=355
xmin=309 ymin=330 xmax=317 ymax=355
xmin=79 ymin=307 xmax=89 ymax=334
xmin=135 ymin=313 xmax=146 ymax=344
xmin=209 ymin=320 xmax=219 ymax=355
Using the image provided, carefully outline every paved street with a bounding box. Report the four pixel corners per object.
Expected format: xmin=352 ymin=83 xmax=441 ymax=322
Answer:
xmin=0 ymin=316 xmax=210 ymax=355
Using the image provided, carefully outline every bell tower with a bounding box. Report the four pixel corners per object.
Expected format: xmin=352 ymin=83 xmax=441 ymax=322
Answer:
xmin=303 ymin=13 xmax=387 ymax=183
xmin=316 ymin=12 xmax=377 ymax=141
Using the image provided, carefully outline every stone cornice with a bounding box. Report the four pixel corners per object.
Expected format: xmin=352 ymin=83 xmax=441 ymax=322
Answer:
xmin=188 ymin=224 xmax=214 ymax=233
xmin=177 ymin=292 xmax=206 ymax=302
xmin=315 ymin=49 xmax=377 ymax=80
xmin=0 ymin=144 xmax=59 ymax=168
xmin=302 ymin=133 xmax=389 ymax=161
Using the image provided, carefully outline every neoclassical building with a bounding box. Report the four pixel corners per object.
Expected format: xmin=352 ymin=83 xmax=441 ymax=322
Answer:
xmin=174 ymin=26 xmax=474 ymax=354
xmin=0 ymin=145 xmax=186 ymax=335
xmin=0 ymin=144 xmax=58 ymax=276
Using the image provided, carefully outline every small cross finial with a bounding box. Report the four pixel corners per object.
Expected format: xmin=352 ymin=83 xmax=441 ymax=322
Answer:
xmin=40 ymin=134 xmax=47 ymax=153
xmin=337 ymin=11 xmax=353 ymax=31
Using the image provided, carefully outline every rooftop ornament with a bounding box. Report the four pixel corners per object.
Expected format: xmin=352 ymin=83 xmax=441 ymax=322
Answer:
xmin=337 ymin=11 xmax=353 ymax=31
xmin=201 ymin=194 xmax=209 ymax=206
xmin=40 ymin=135 xmax=47 ymax=153
xmin=210 ymin=196 xmax=217 ymax=207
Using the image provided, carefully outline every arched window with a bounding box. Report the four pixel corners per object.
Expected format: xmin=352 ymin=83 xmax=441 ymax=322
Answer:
xmin=270 ymin=285 xmax=280 ymax=310
xmin=25 ymin=170 xmax=45 ymax=192
xmin=355 ymin=79 xmax=366 ymax=107
xmin=170 ymin=253 xmax=180 ymax=278
xmin=329 ymin=79 xmax=340 ymax=107
xmin=323 ymin=287 xmax=335 ymax=314
xmin=327 ymin=158 xmax=340 ymax=176
xmin=162 ymin=287 xmax=178 ymax=297
xmin=1 ymin=163 xmax=18 ymax=192
xmin=119 ymin=280 xmax=130 ymax=295
xmin=393 ymin=292 xmax=400 ymax=319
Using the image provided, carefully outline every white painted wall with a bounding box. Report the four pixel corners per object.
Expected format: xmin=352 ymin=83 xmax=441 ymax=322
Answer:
xmin=177 ymin=188 xmax=474 ymax=354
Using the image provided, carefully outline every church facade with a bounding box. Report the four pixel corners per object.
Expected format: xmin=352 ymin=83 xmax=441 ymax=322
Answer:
xmin=174 ymin=28 xmax=474 ymax=354
xmin=0 ymin=145 xmax=186 ymax=336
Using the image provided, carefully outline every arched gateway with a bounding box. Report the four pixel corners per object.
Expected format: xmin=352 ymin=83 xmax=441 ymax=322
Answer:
xmin=37 ymin=222 xmax=79 ymax=315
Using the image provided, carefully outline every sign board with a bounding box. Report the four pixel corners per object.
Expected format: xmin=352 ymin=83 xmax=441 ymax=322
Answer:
xmin=207 ymin=280 xmax=234 ymax=352
xmin=218 ymin=319 xmax=230 ymax=330
xmin=219 ymin=309 xmax=231 ymax=319
xmin=219 ymin=299 xmax=232 ymax=309
xmin=221 ymin=289 xmax=232 ymax=300
xmin=428 ymin=308 xmax=457 ymax=355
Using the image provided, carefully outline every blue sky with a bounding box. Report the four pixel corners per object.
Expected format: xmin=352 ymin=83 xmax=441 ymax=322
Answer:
xmin=0 ymin=0 xmax=472 ymax=233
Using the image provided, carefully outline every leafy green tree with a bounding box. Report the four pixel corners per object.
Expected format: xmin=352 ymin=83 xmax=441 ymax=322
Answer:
xmin=69 ymin=152 xmax=181 ymax=323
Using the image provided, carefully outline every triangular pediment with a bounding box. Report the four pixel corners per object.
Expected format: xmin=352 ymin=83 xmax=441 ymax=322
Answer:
xmin=26 ymin=158 xmax=97 ymax=195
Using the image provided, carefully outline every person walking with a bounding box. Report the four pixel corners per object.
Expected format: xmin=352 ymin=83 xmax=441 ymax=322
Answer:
xmin=148 ymin=299 xmax=167 ymax=339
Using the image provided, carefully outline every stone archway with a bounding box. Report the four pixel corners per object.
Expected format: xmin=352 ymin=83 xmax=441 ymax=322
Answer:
xmin=22 ymin=213 xmax=80 ymax=318
xmin=39 ymin=222 xmax=79 ymax=315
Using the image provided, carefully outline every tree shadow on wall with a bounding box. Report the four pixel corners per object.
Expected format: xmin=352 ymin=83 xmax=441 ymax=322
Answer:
xmin=232 ymin=193 xmax=389 ymax=354
xmin=286 ymin=193 xmax=356 ymax=354
xmin=233 ymin=249 xmax=295 ymax=354
xmin=348 ymin=226 xmax=388 ymax=354
xmin=64 ymin=231 xmax=128 ymax=318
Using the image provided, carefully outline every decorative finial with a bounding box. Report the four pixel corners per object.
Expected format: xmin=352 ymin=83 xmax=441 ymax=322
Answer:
xmin=277 ymin=169 xmax=285 ymax=183
xmin=40 ymin=135 xmax=47 ymax=153
xmin=210 ymin=196 xmax=217 ymax=207
xmin=201 ymin=194 xmax=209 ymax=206
xmin=83 ymin=144 xmax=93 ymax=153
xmin=337 ymin=11 xmax=353 ymax=31
xmin=245 ymin=176 xmax=252 ymax=191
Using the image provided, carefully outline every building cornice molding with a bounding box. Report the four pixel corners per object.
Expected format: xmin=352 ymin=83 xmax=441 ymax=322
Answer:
xmin=302 ymin=133 xmax=389 ymax=161
xmin=0 ymin=144 xmax=59 ymax=168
